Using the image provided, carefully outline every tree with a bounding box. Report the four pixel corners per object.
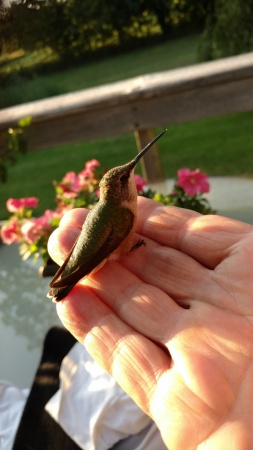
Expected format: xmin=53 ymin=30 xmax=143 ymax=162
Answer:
xmin=4 ymin=0 xmax=213 ymax=61
xmin=199 ymin=0 xmax=253 ymax=60
xmin=0 ymin=0 xmax=13 ymax=53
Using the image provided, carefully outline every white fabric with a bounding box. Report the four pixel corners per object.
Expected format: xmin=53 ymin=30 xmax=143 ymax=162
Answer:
xmin=45 ymin=343 xmax=166 ymax=450
xmin=0 ymin=381 xmax=29 ymax=450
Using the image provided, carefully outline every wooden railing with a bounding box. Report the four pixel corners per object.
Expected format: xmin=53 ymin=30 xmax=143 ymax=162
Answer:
xmin=1 ymin=52 xmax=253 ymax=182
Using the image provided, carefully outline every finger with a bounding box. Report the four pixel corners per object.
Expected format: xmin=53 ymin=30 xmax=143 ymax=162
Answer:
xmin=59 ymin=207 xmax=88 ymax=228
xmin=121 ymin=234 xmax=210 ymax=303
xmin=56 ymin=286 xmax=171 ymax=417
xmin=48 ymin=225 xmax=80 ymax=265
xmin=137 ymin=197 xmax=253 ymax=268
xmin=48 ymin=208 xmax=89 ymax=265
xmin=83 ymin=259 xmax=183 ymax=343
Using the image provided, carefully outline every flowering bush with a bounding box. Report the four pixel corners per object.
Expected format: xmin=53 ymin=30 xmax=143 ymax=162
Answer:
xmin=1 ymin=198 xmax=65 ymax=264
xmin=0 ymin=160 xmax=103 ymax=264
xmin=142 ymin=168 xmax=214 ymax=215
xmin=1 ymin=160 xmax=214 ymax=265
xmin=54 ymin=159 xmax=103 ymax=210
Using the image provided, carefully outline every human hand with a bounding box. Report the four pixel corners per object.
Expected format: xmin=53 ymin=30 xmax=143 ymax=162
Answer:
xmin=48 ymin=196 xmax=253 ymax=450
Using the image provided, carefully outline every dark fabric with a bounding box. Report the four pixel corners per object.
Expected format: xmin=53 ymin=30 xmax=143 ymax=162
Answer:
xmin=12 ymin=326 xmax=81 ymax=450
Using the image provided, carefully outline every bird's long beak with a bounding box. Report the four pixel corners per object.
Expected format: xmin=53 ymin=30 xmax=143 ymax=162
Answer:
xmin=131 ymin=129 xmax=167 ymax=168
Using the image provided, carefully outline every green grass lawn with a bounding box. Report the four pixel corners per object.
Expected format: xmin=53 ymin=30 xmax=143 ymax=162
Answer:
xmin=0 ymin=35 xmax=199 ymax=108
xmin=1 ymin=110 xmax=253 ymax=219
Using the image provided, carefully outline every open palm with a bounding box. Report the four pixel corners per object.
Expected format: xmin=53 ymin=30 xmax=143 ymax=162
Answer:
xmin=48 ymin=196 xmax=253 ymax=449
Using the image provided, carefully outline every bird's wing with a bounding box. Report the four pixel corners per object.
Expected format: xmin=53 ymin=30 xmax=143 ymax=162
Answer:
xmin=49 ymin=207 xmax=134 ymax=289
xmin=49 ymin=237 xmax=80 ymax=288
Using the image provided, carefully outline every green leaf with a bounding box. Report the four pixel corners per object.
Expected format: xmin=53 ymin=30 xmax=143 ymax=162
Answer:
xmin=18 ymin=116 xmax=32 ymax=128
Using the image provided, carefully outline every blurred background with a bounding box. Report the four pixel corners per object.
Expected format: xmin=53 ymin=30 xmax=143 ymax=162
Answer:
xmin=1 ymin=0 xmax=253 ymax=216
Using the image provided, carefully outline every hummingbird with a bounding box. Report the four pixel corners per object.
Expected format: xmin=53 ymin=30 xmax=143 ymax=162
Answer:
xmin=48 ymin=130 xmax=166 ymax=302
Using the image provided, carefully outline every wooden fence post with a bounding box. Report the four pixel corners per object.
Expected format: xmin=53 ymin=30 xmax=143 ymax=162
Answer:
xmin=134 ymin=128 xmax=165 ymax=183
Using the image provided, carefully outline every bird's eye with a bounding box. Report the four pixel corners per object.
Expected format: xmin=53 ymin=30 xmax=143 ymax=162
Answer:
xmin=120 ymin=174 xmax=129 ymax=183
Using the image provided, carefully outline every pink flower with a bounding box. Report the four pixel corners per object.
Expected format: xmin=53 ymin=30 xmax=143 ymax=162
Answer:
xmin=20 ymin=209 xmax=61 ymax=244
xmin=77 ymin=170 xmax=89 ymax=189
xmin=61 ymin=172 xmax=81 ymax=192
xmin=134 ymin=174 xmax=148 ymax=193
xmin=176 ymin=169 xmax=210 ymax=196
xmin=59 ymin=190 xmax=77 ymax=199
xmin=22 ymin=197 xmax=39 ymax=209
xmin=36 ymin=210 xmax=60 ymax=228
xmin=77 ymin=160 xmax=100 ymax=188
xmin=6 ymin=198 xmax=23 ymax=212
xmin=1 ymin=217 xmax=20 ymax=244
xmin=62 ymin=171 xmax=77 ymax=185
xmin=20 ymin=219 xmax=38 ymax=244
xmin=84 ymin=159 xmax=100 ymax=174
xmin=6 ymin=197 xmax=38 ymax=213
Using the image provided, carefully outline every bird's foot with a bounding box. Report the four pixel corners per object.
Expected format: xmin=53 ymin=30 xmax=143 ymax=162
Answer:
xmin=130 ymin=239 xmax=146 ymax=252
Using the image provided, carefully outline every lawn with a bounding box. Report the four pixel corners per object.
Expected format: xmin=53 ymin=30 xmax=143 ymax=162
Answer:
xmin=1 ymin=34 xmax=253 ymax=219
xmin=0 ymin=35 xmax=198 ymax=108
